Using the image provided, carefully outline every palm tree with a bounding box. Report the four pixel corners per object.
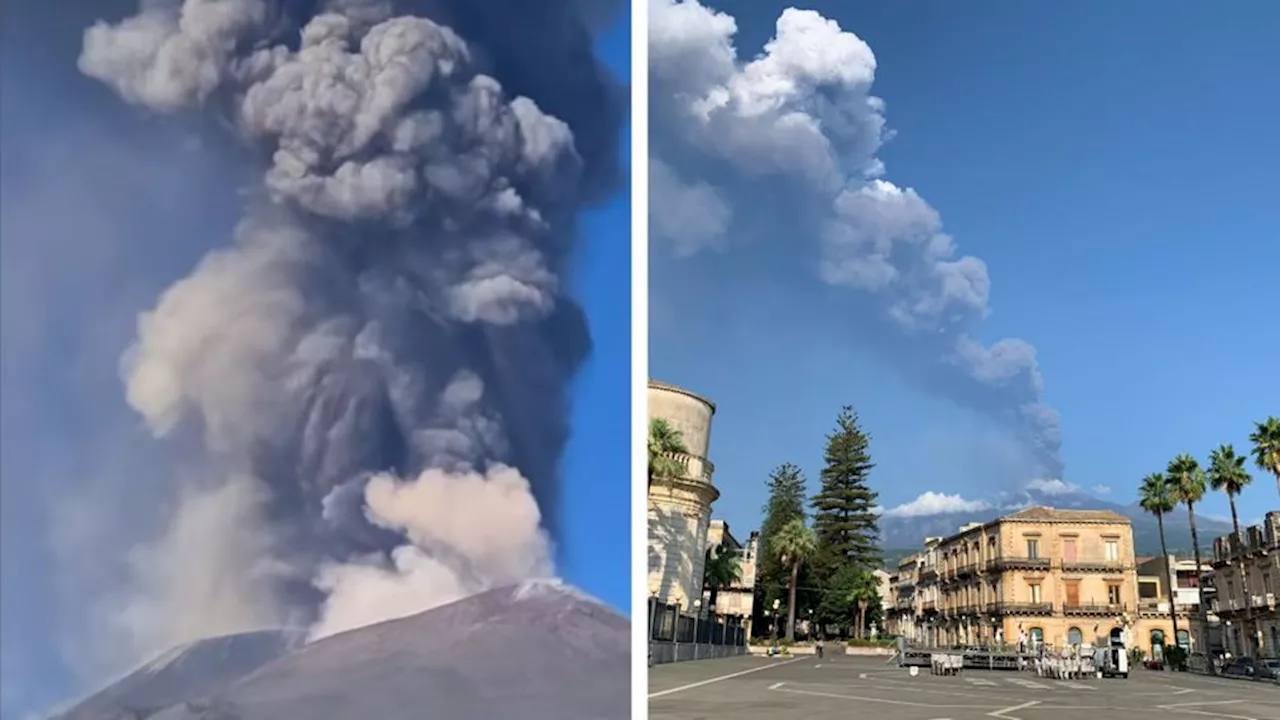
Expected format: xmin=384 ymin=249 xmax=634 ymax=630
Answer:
xmin=1249 ymin=416 xmax=1280 ymax=496
xmin=702 ymin=543 xmax=743 ymax=610
xmin=1139 ymin=472 xmax=1180 ymax=654
xmin=773 ymin=518 xmax=816 ymax=642
xmin=1209 ymin=444 xmax=1256 ymax=660
xmin=1167 ymin=453 xmax=1213 ymax=674
xmin=847 ymin=571 xmax=880 ymax=641
xmin=648 ymin=418 xmax=688 ymax=486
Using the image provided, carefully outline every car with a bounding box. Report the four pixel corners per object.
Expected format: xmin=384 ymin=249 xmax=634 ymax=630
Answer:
xmin=1222 ymin=657 xmax=1280 ymax=680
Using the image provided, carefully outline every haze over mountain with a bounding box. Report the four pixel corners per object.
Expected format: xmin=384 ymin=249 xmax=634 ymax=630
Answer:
xmin=877 ymin=482 xmax=1234 ymax=559
xmin=51 ymin=582 xmax=628 ymax=720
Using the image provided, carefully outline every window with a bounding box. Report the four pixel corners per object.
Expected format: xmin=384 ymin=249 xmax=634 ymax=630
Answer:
xmin=1264 ymin=573 xmax=1272 ymax=594
xmin=1108 ymin=584 xmax=1121 ymax=605
xmin=1063 ymin=538 xmax=1077 ymax=562
xmin=1067 ymin=627 xmax=1083 ymax=645
xmin=1176 ymin=630 xmax=1190 ymax=649
xmin=1105 ymin=539 xmax=1119 ymax=561
xmin=1026 ymin=538 xmax=1040 ymax=559
xmin=1028 ymin=583 xmax=1042 ymax=603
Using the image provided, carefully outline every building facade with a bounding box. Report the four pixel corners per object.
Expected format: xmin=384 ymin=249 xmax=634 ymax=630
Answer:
xmin=1211 ymin=510 xmax=1280 ymax=658
xmin=704 ymin=522 xmax=758 ymax=629
xmin=647 ymin=380 xmax=720 ymax=609
xmin=896 ymin=507 xmax=1190 ymax=658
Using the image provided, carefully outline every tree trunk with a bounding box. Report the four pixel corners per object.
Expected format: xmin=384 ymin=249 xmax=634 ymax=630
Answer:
xmin=1186 ymin=502 xmax=1214 ymax=675
xmin=786 ymin=560 xmax=799 ymax=642
xmin=858 ymin=603 xmax=868 ymax=641
xmin=1156 ymin=512 xmax=1181 ymax=653
xmin=1227 ymin=493 xmax=1256 ymax=665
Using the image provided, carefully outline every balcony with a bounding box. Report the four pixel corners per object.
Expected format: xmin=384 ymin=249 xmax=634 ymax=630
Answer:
xmin=1061 ymin=558 xmax=1126 ymax=572
xmin=654 ymin=451 xmax=715 ymax=483
xmin=987 ymin=602 xmax=1053 ymax=616
xmin=1063 ymin=602 xmax=1127 ymax=616
xmin=921 ymin=600 xmax=937 ymax=612
xmin=956 ymin=562 xmax=978 ymax=578
xmin=987 ymin=556 xmax=1051 ymax=571
xmin=919 ymin=567 xmax=938 ymax=581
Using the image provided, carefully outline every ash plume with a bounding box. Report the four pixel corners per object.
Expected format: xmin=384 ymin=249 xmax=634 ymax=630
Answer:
xmin=649 ymin=0 xmax=1063 ymax=479
xmin=76 ymin=0 xmax=623 ymax=658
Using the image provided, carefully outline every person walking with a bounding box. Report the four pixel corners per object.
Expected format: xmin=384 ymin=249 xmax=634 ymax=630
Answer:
xmin=816 ymin=636 xmax=825 ymax=659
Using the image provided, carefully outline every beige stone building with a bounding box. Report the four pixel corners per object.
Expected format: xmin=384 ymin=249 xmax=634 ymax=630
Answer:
xmin=647 ymin=380 xmax=720 ymax=609
xmin=703 ymin=521 xmax=758 ymax=626
xmin=1211 ymin=510 xmax=1280 ymax=657
xmin=898 ymin=507 xmax=1187 ymax=657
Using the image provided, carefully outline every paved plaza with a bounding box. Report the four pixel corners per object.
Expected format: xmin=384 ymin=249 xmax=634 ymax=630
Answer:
xmin=649 ymin=655 xmax=1280 ymax=720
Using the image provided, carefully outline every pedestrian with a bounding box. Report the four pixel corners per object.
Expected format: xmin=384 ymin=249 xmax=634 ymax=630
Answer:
xmin=816 ymin=635 xmax=824 ymax=659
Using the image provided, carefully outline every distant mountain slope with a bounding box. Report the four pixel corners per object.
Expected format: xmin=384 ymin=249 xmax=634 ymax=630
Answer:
xmin=54 ymin=630 xmax=305 ymax=720
xmin=877 ymin=486 xmax=1232 ymax=558
xmin=52 ymin=582 xmax=629 ymax=720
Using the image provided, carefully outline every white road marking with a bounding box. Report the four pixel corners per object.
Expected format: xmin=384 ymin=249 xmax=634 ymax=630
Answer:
xmin=769 ymin=686 xmax=993 ymax=710
xmin=1007 ymin=679 xmax=1048 ymax=689
xmin=858 ymin=673 xmax=868 ymax=679
xmin=1059 ymin=682 xmax=1095 ymax=690
xmin=966 ymin=678 xmax=998 ymax=686
xmin=648 ymin=657 xmax=803 ymax=698
xmin=1156 ymin=699 xmax=1258 ymax=720
xmin=814 ymin=664 xmax=822 ymax=668
xmin=767 ymin=682 xmax=786 ymax=690
xmin=987 ymin=700 xmax=1041 ymax=720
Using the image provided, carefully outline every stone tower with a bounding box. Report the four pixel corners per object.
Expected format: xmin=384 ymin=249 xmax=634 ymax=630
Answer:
xmin=647 ymin=380 xmax=720 ymax=609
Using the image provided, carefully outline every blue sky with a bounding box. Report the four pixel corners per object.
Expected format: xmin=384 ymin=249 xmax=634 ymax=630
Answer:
xmin=0 ymin=5 xmax=630 ymax=718
xmin=650 ymin=0 xmax=1279 ymax=542
xmin=560 ymin=16 xmax=632 ymax=613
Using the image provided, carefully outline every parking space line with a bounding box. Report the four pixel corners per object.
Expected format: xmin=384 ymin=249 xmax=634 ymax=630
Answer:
xmin=771 ymin=685 xmax=995 ymax=710
xmin=648 ymin=657 xmax=803 ymax=699
xmin=987 ymin=700 xmax=1040 ymax=719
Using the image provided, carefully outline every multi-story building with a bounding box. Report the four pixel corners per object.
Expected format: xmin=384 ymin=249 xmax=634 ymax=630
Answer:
xmin=703 ymin=521 xmax=758 ymax=629
xmin=1135 ymin=555 xmax=1209 ymax=650
xmin=887 ymin=554 xmax=921 ymax=640
xmin=897 ymin=506 xmax=1188 ymax=657
xmin=1211 ymin=510 xmax=1280 ymax=657
xmin=647 ymin=380 xmax=720 ymax=609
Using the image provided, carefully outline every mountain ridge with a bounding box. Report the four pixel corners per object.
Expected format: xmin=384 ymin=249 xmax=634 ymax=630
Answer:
xmin=876 ymin=486 xmax=1233 ymax=563
xmin=51 ymin=581 xmax=628 ymax=720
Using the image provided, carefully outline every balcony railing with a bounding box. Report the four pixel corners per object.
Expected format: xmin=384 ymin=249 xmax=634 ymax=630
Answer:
xmin=1063 ymin=602 xmax=1127 ymax=616
xmin=987 ymin=602 xmax=1053 ymax=616
xmin=1061 ymin=559 xmax=1126 ymax=572
xmin=653 ymin=451 xmax=715 ymax=483
xmin=987 ymin=556 xmax=1051 ymax=571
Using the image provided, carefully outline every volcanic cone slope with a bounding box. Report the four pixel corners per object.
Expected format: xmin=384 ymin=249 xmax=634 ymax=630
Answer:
xmin=144 ymin=581 xmax=628 ymax=720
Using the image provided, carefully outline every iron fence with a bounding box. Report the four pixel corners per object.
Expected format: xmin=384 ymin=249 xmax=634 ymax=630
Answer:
xmin=648 ymin=599 xmax=747 ymax=647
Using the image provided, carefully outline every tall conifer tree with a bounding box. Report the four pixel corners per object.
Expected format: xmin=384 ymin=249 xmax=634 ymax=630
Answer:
xmin=811 ymin=406 xmax=881 ymax=584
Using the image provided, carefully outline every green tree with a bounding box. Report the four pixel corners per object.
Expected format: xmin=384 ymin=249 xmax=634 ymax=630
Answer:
xmin=648 ymin=418 xmax=687 ymax=486
xmin=773 ymin=518 xmax=816 ymax=642
xmin=819 ymin=566 xmax=882 ymax=639
xmin=1167 ymin=453 xmax=1213 ymax=674
xmin=811 ymin=407 xmax=881 ymax=586
xmin=1138 ymin=472 xmax=1181 ymax=653
xmin=1209 ymin=444 xmax=1255 ymax=659
xmin=1249 ymin=416 xmax=1280 ymax=496
xmin=702 ymin=543 xmax=742 ymax=610
xmin=757 ymin=463 xmax=808 ymax=613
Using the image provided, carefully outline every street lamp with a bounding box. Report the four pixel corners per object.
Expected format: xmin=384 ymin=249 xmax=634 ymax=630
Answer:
xmin=693 ymin=599 xmax=703 ymax=661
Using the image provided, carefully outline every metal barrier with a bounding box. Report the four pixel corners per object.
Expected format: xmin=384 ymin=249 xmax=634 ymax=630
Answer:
xmin=648 ymin=599 xmax=747 ymax=665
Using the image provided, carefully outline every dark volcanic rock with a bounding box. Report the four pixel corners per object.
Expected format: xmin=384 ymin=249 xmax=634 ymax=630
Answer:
xmin=53 ymin=630 xmax=305 ymax=720
xmin=54 ymin=582 xmax=629 ymax=720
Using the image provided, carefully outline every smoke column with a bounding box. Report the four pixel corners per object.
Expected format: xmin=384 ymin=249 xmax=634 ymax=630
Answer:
xmin=649 ymin=0 xmax=1063 ymax=480
xmin=77 ymin=0 xmax=623 ymax=653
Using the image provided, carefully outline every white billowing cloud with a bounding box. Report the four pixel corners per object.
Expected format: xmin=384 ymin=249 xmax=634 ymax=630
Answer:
xmin=882 ymin=491 xmax=992 ymax=518
xmin=1092 ymin=484 xmax=1111 ymax=495
xmin=109 ymin=474 xmax=294 ymax=662
xmin=308 ymin=464 xmax=553 ymax=640
xmin=649 ymin=0 xmax=1064 ymax=479
xmin=1025 ymin=478 xmax=1079 ymax=495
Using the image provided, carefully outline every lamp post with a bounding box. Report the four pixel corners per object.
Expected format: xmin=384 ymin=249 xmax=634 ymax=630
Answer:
xmin=773 ymin=598 xmax=781 ymax=641
xmin=693 ymin=599 xmax=702 ymax=660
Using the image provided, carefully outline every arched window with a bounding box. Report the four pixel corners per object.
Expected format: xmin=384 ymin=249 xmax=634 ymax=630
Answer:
xmin=1067 ymin=627 xmax=1083 ymax=646
xmin=1029 ymin=627 xmax=1044 ymax=645
xmin=1150 ymin=629 xmax=1165 ymax=646
xmin=1176 ymin=629 xmax=1190 ymax=649
xmin=1109 ymin=627 xmax=1123 ymax=647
